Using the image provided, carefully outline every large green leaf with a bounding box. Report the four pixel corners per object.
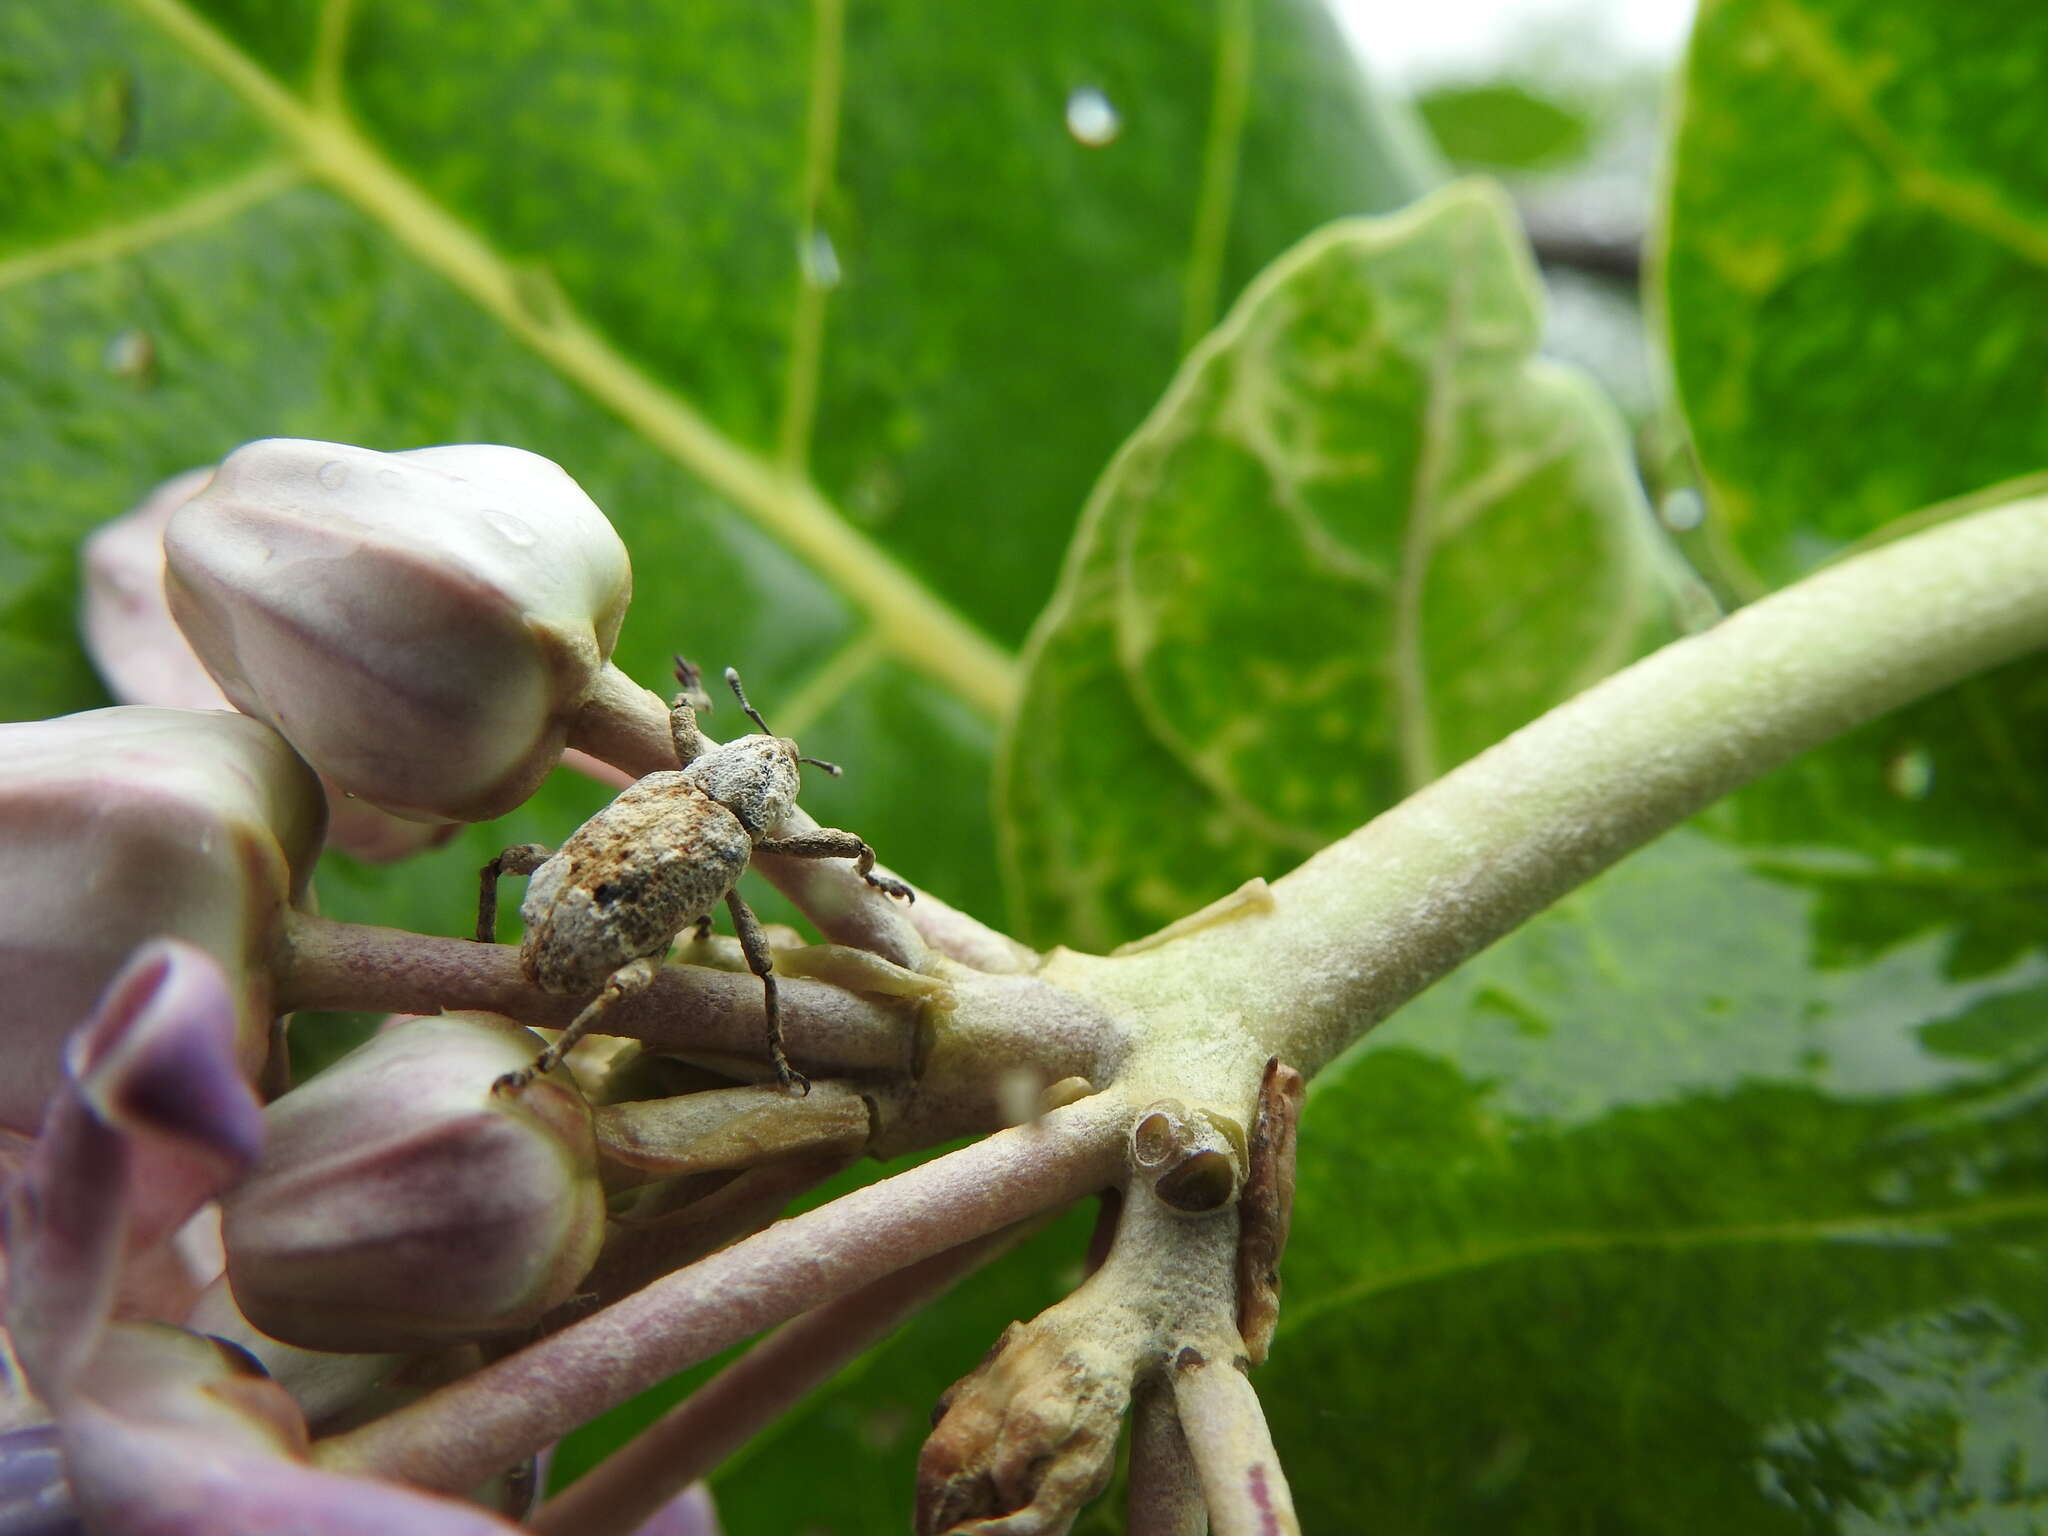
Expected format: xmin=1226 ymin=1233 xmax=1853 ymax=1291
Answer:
xmin=1661 ymin=0 xmax=2048 ymax=978
xmin=1661 ymin=0 xmax=2048 ymax=593
xmin=1271 ymin=750 xmax=2048 ymax=1532
xmin=1000 ymin=180 xmax=1676 ymax=951
xmin=0 ymin=0 xmax=1433 ymax=945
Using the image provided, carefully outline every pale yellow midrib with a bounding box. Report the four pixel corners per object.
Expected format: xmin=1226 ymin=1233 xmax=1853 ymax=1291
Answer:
xmin=119 ymin=0 xmax=1020 ymax=720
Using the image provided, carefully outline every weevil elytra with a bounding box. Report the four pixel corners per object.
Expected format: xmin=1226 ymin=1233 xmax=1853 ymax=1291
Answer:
xmin=477 ymin=661 xmax=913 ymax=1096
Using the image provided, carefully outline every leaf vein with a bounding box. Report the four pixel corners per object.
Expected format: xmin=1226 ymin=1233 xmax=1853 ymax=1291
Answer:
xmin=118 ymin=0 xmax=1020 ymax=718
xmin=0 ymin=159 xmax=301 ymax=294
xmin=1765 ymin=0 xmax=2048 ymax=272
xmin=776 ymin=0 xmax=847 ymax=472
xmin=1275 ymin=1191 xmax=2048 ymax=1343
xmin=1179 ymin=0 xmax=1254 ymax=353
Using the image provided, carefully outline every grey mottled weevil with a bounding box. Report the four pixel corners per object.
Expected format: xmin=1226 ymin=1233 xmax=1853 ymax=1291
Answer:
xmin=476 ymin=661 xmax=913 ymax=1097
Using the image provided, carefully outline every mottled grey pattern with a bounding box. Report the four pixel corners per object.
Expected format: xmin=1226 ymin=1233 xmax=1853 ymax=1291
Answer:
xmin=680 ymin=736 xmax=800 ymax=835
xmin=519 ymin=773 xmax=750 ymax=993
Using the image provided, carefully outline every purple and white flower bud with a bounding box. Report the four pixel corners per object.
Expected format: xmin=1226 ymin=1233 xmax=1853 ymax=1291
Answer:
xmin=83 ymin=467 xmax=456 ymax=864
xmin=164 ymin=439 xmax=638 ymax=824
xmin=221 ymin=1013 xmax=605 ymax=1353
xmin=59 ymin=1322 xmax=527 ymax=1535
xmin=0 ymin=709 xmax=322 ymax=1132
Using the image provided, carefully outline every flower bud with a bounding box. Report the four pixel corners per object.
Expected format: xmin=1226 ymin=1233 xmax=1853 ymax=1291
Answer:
xmin=917 ymin=1313 xmax=1130 ymax=1535
xmin=60 ymin=1322 xmax=527 ymax=1535
xmin=83 ymin=467 xmax=456 ymax=864
xmin=0 ymin=708 xmax=322 ymax=1132
xmin=164 ymin=439 xmax=635 ymax=824
xmin=221 ymin=1013 xmax=604 ymax=1352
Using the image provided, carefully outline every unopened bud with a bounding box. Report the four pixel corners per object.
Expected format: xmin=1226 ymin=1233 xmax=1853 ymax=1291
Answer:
xmin=165 ymin=439 xmax=635 ymax=823
xmin=221 ymin=1013 xmax=604 ymax=1352
xmin=0 ymin=708 xmax=322 ymax=1132
xmin=83 ymin=466 xmax=458 ymax=864
xmin=917 ymin=1313 xmax=1129 ymax=1534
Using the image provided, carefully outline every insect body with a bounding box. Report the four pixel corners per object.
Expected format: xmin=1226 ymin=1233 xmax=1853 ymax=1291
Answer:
xmin=478 ymin=664 xmax=912 ymax=1096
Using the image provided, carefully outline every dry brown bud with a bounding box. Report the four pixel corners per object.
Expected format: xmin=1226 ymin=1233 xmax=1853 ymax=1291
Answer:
xmin=917 ymin=1312 xmax=1131 ymax=1535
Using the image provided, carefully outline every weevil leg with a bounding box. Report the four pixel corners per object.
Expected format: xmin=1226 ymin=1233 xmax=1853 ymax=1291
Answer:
xmin=476 ymin=844 xmax=552 ymax=943
xmin=493 ymin=955 xmax=661 ymax=1095
xmin=753 ymin=829 xmax=915 ymax=902
xmin=726 ymin=888 xmax=809 ymax=1097
xmin=691 ymin=914 xmax=714 ymax=943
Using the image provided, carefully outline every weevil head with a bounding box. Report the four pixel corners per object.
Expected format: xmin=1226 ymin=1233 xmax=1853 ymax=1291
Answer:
xmin=680 ymin=734 xmax=801 ymax=837
xmin=683 ymin=667 xmax=842 ymax=836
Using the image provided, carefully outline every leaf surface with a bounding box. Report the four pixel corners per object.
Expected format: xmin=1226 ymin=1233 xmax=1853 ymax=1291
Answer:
xmin=0 ymin=0 xmax=1431 ymax=941
xmin=1001 ymin=180 xmax=1675 ymax=950
xmin=1661 ymin=0 xmax=2048 ymax=591
xmin=1269 ymin=743 xmax=2048 ymax=1530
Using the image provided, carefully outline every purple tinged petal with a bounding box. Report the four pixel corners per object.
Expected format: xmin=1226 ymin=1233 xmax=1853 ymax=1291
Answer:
xmin=0 ymin=708 xmax=323 ymax=1133
xmin=3 ymin=943 xmax=263 ymax=1403
xmin=163 ymin=438 xmax=634 ymax=824
xmin=221 ymin=1014 xmax=603 ymax=1352
xmin=79 ymin=469 xmax=231 ymax=714
xmin=69 ymin=940 xmax=263 ymax=1176
xmin=630 ymin=1484 xmax=723 ymax=1536
xmin=57 ymin=1325 xmax=522 ymax=1535
xmin=65 ymin=1405 xmax=524 ymax=1536
xmin=81 ymin=469 xmax=459 ymax=865
xmin=0 ymin=1424 xmax=80 ymax=1536
xmin=2 ymin=1098 xmax=127 ymax=1405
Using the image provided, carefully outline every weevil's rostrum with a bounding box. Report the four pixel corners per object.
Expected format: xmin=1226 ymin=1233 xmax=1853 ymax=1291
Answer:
xmin=478 ymin=662 xmax=912 ymax=1095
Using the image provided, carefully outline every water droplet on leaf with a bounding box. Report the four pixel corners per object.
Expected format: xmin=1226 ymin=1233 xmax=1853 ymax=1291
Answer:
xmin=1886 ymin=744 xmax=1934 ymax=800
xmin=1659 ymin=487 xmax=1705 ymax=532
xmin=103 ymin=328 xmax=155 ymax=386
xmin=800 ymin=228 xmax=842 ymax=289
xmin=1065 ymin=86 xmax=1122 ymax=147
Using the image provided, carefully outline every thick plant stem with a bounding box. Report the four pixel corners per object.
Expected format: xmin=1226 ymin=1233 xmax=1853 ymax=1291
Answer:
xmin=313 ymin=1094 xmax=1130 ymax=1493
xmin=530 ymin=1225 xmax=1031 ymax=1536
xmin=275 ymin=910 xmax=915 ymax=1074
xmin=1172 ymin=1354 xmax=1299 ymax=1536
xmin=1129 ymin=1378 xmax=1208 ymax=1536
xmin=1092 ymin=493 xmax=2048 ymax=1076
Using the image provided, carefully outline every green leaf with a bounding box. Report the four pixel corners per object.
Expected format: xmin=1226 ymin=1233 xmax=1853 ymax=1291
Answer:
xmin=1001 ymin=180 xmax=1677 ymax=951
xmin=1417 ymin=82 xmax=1592 ymax=173
xmin=1661 ymin=0 xmax=2048 ymax=980
xmin=1661 ymin=0 xmax=2048 ymax=592
xmin=0 ymin=0 xmax=1432 ymax=941
xmin=1272 ymin=776 xmax=2048 ymax=1532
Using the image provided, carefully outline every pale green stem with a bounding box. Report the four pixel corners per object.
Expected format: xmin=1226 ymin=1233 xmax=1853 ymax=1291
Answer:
xmin=1092 ymin=493 xmax=2048 ymax=1079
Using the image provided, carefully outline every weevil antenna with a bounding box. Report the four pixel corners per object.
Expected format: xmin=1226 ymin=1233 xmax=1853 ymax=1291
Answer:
xmin=799 ymin=755 xmax=843 ymax=777
xmin=724 ymin=667 xmax=774 ymax=736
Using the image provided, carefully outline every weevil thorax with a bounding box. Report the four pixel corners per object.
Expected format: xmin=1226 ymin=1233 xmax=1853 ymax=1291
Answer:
xmin=678 ymin=733 xmax=801 ymax=838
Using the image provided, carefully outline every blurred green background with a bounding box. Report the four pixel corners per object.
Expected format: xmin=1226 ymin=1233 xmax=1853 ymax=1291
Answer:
xmin=11 ymin=0 xmax=2048 ymax=1530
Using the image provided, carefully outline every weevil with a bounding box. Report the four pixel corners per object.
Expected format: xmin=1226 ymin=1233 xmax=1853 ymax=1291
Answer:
xmin=476 ymin=661 xmax=913 ymax=1096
